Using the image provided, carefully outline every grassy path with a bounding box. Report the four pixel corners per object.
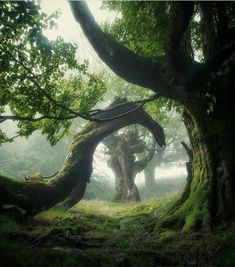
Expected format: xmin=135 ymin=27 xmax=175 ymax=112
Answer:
xmin=0 ymin=199 xmax=235 ymax=266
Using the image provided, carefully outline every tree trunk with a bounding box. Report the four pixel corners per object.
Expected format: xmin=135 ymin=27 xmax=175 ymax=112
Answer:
xmin=105 ymin=129 xmax=157 ymax=202
xmin=161 ymin=72 xmax=235 ymax=230
xmin=143 ymin=147 xmax=164 ymax=199
xmin=0 ymin=103 xmax=165 ymax=214
xmin=144 ymin=160 xmax=157 ymax=198
xmin=110 ymin=137 xmax=141 ymax=202
xmin=66 ymin=1 xmax=235 ymax=228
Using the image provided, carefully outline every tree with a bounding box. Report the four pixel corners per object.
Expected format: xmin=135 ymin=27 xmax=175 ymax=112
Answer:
xmin=69 ymin=1 xmax=235 ymax=230
xmin=103 ymin=128 xmax=155 ymax=202
xmin=0 ymin=101 xmax=165 ymax=214
xmin=143 ymin=112 xmax=189 ymax=198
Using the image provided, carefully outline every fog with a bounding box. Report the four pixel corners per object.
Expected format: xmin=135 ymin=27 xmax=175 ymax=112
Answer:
xmin=0 ymin=1 xmax=189 ymax=200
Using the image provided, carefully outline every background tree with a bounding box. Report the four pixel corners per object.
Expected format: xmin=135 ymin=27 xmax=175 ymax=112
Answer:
xmin=142 ymin=113 xmax=189 ymax=198
xmin=103 ymin=128 xmax=155 ymax=202
xmin=103 ymin=73 xmax=189 ymax=200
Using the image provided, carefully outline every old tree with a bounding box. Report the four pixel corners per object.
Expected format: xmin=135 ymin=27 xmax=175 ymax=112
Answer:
xmin=0 ymin=1 xmax=235 ymax=231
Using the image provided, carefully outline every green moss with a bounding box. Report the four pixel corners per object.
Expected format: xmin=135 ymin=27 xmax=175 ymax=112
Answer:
xmin=1 ymin=199 xmax=235 ymax=266
xmin=34 ymin=206 xmax=71 ymax=222
xmin=158 ymin=230 xmax=177 ymax=242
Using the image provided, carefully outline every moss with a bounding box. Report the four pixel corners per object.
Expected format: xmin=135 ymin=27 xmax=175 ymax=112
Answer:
xmin=0 ymin=240 xmax=96 ymax=267
xmin=158 ymin=230 xmax=177 ymax=242
xmin=159 ymin=183 xmax=211 ymax=232
xmin=1 ymin=199 xmax=235 ymax=266
xmin=0 ymin=214 xmax=20 ymax=237
xmin=33 ymin=206 xmax=70 ymax=223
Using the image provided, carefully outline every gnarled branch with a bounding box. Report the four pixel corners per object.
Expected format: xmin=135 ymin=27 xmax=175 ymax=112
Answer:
xmin=0 ymin=94 xmax=159 ymax=123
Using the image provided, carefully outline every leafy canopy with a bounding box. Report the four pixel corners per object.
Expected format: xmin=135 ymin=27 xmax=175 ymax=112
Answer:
xmin=0 ymin=1 xmax=106 ymax=145
xmin=102 ymin=1 xmax=170 ymax=57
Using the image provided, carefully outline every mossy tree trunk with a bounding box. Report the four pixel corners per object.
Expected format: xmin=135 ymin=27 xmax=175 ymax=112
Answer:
xmin=107 ymin=134 xmax=140 ymax=202
xmin=162 ymin=74 xmax=235 ymax=230
xmin=0 ymin=103 xmax=165 ymax=214
xmin=144 ymin=158 xmax=158 ymax=198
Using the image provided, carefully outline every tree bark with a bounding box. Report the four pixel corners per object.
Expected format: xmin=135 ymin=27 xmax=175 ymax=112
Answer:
xmin=162 ymin=82 xmax=235 ymax=230
xmin=0 ymin=102 xmax=165 ymax=214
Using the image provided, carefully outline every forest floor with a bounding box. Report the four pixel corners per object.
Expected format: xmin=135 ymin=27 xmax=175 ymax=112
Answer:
xmin=0 ymin=198 xmax=235 ymax=267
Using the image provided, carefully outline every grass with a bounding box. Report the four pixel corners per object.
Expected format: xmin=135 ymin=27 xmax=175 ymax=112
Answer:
xmin=0 ymin=198 xmax=235 ymax=266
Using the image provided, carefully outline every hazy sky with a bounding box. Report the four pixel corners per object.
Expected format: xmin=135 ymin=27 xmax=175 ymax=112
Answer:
xmin=40 ymin=0 xmax=117 ymax=71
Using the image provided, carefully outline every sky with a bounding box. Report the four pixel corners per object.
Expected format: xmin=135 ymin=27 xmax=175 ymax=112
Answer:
xmin=40 ymin=0 xmax=117 ymax=71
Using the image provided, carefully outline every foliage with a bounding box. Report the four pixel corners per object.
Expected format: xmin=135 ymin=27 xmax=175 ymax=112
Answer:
xmin=83 ymin=175 xmax=115 ymax=201
xmin=102 ymin=1 xmax=170 ymax=57
xmin=0 ymin=131 xmax=69 ymax=179
xmin=0 ymin=1 xmax=106 ymax=145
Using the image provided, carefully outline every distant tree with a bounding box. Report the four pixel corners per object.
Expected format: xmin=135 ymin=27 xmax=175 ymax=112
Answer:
xmin=104 ymin=129 xmax=155 ymax=202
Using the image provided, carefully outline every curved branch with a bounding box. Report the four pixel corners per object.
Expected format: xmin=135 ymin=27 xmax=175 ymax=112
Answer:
xmin=0 ymin=101 xmax=165 ymax=214
xmin=0 ymin=94 xmax=159 ymax=123
xmin=181 ymin=141 xmax=192 ymax=159
xmin=134 ymin=149 xmax=155 ymax=175
xmin=69 ymin=1 xmax=167 ymax=93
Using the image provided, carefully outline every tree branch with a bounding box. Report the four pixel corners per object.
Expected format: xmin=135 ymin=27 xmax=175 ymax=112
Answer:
xmin=181 ymin=141 xmax=192 ymax=159
xmin=0 ymin=94 xmax=160 ymax=123
xmin=134 ymin=145 xmax=156 ymax=174
xmin=69 ymin=1 xmax=167 ymax=93
xmin=3 ymin=46 xmax=162 ymax=124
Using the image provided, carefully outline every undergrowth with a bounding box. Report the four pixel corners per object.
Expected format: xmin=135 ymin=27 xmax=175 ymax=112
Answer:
xmin=0 ymin=198 xmax=235 ymax=267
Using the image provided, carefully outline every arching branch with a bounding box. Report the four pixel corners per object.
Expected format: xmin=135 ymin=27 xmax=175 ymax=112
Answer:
xmin=0 ymin=100 xmax=165 ymax=214
xmin=181 ymin=141 xmax=192 ymax=160
xmin=69 ymin=1 xmax=202 ymax=95
xmin=133 ymin=148 xmax=155 ymax=175
xmin=0 ymin=94 xmax=159 ymax=123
